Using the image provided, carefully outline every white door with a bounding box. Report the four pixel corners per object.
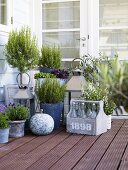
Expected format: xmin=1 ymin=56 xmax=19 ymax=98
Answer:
xmin=42 ymin=0 xmax=88 ymax=66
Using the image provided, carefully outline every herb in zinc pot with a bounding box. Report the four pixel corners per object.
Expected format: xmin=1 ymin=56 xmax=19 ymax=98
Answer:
xmin=5 ymin=104 xmax=29 ymax=138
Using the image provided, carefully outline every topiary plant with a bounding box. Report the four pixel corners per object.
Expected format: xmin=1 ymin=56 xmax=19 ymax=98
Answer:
xmin=4 ymin=26 xmax=39 ymax=75
xmin=35 ymin=78 xmax=66 ymax=103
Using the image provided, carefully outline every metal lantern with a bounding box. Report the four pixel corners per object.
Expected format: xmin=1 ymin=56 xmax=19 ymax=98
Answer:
xmin=66 ymin=58 xmax=86 ymax=105
xmin=13 ymin=73 xmax=35 ymax=119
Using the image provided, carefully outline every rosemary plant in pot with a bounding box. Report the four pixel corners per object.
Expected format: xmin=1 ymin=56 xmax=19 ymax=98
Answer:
xmin=39 ymin=45 xmax=61 ymax=73
xmin=4 ymin=26 xmax=39 ymax=86
xmin=0 ymin=113 xmax=9 ymax=143
xmin=35 ymin=78 xmax=66 ymax=129
xmin=5 ymin=104 xmax=29 ymax=138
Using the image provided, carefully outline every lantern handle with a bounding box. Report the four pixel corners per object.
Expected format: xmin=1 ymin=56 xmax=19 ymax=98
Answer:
xmin=71 ymin=57 xmax=85 ymax=72
xmin=16 ymin=72 xmax=31 ymax=89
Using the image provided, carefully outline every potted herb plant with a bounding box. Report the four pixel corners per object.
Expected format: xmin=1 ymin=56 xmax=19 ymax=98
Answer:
xmin=82 ymin=83 xmax=116 ymax=129
xmin=5 ymin=104 xmax=29 ymax=138
xmin=35 ymin=78 xmax=66 ymax=129
xmin=39 ymin=45 xmax=61 ymax=73
xmin=51 ymin=69 xmax=69 ymax=85
xmin=104 ymin=97 xmax=116 ymax=129
xmin=0 ymin=113 xmax=9 ymax=143
xmin=34 ymin=72 xmax=56 ymax=84
xmin=4 ymin=26 xmax=39 ymax=86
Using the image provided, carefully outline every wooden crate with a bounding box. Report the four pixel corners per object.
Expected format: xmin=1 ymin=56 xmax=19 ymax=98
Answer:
xmin=66 ymin=99 xmax=107 ymax=135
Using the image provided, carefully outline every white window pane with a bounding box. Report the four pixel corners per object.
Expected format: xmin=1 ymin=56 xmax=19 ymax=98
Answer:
xmin=99 ymin=29 xmax=128 ymax=59
xmin=0 ymin=0 xmax=7 ymax=25
xmin=42 ymin=1 xmax=80 ymax=29
xmin=42 ymin=31 xmax=80 ymax=58
xmin=100 ymin=0 xmax=128 ymax=27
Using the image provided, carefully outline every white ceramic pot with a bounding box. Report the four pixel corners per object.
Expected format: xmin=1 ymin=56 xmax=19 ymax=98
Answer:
xmin=107 ymin=115 xmax=111 ymax=129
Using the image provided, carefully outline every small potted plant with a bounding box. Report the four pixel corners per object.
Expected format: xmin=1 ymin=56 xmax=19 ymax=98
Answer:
xmin=104 ymin=97 xmax=116 ymax=129
xmin=5 ymin=104 xmax=29 ymax=138
xmin=34 ymin=72 xmax=56 ymax=84
xmin=0 ymin=113 xmax=10 ymax=143
xmin=51 ymin=69 xmax=69 ymax=85
xmin=39 ymin=45 xmax=61 ymax=73
xmin=35 ymin=78 xmax=66 ymax=129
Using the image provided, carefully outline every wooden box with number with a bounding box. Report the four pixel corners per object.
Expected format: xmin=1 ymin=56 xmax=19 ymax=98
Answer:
xmin=66 ymin=99 xmax=107 ymax=135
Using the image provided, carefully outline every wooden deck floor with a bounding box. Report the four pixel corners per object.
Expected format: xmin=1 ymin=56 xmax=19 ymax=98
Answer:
xmin=0 ymin=119 xmax=127 ymax=170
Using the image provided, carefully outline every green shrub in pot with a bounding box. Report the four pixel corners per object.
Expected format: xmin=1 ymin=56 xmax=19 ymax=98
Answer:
xmin=34 ymin=72 xmax=56 ymax=79
xmin=0 ymin=113 xmax=10 ymax=143
xmin=39 ymin=45 xmax=61 ymax=72
xmin=35 ymin=78 xmax=66 ymax=129
xmin=5 ymin=104 xmax=29 ymax=138
xmin=35 ymin=78 xmax=66 ymax=103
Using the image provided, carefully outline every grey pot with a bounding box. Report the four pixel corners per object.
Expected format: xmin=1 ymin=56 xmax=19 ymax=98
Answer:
xmin=0 ymin=128 xmax=9 ymax=143
xmin=9 ymin=120 xmax=26 ymax=138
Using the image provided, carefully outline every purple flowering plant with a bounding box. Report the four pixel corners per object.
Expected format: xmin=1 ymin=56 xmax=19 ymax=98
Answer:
xmin=0 ymin=104 xmax=7 ymax=113
xmin=51 ymin=69 xmax=69 ymax=79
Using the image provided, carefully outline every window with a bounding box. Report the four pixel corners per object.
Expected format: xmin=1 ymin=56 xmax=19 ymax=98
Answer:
xmin=99 ymin=0 xmax=128 ymax=60
xmin=0 ymin=0 xmax=7 ymax=25
xmin=42 ymin=0 xmax=80 ymax=68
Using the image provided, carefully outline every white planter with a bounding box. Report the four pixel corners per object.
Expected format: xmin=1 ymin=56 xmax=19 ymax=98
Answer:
xmin=107 ymin=115 xmax=111 ymax=129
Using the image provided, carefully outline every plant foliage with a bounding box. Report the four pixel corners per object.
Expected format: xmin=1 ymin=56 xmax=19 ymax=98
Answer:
xmin=0 ymin=113 xmax=9 ymax=129
xmin=39 ymin=45 xmax=61 ymax=69
xmin=34 ymin=72 xmax=56 ymax=79
xmin=51 ymin=69 xmax=69 ymax=79
xmin=5 ymin=104 xmax=29 ymax=121
xmin=35 ymin=78 xmax=66 ymax=103
xmin=5 ymin=26 xmax=39 ymax=73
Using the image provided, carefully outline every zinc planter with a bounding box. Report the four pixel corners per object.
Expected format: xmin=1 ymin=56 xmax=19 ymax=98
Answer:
xmin=107 ymin=115 xmax=112 ymax=129
xmin=9 ymin=120 xmax=26 ymax=138
xmin=40 ymin=102 xmax=64 ymax=130
xmin=0 ymin=128 xmax=9 ymax=143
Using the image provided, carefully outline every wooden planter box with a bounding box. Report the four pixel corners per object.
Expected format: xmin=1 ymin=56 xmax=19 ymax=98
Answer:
xmin=66 ymin=99 xmax=107 ymax=135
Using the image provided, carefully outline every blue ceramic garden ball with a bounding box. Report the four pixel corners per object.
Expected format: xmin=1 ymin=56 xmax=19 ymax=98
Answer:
xmin=30 ymin=114 xmax=54 ymax=135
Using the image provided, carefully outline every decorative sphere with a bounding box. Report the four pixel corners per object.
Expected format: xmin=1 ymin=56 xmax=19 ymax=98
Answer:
xmin=30 ymin=114 xmax=54 ymax=135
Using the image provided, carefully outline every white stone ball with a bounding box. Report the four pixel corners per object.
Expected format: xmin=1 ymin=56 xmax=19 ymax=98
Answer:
xmin=30 ymin=114 xmax=54 ymax=135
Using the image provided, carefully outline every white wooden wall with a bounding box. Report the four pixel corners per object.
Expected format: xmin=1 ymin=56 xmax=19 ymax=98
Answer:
xmin=0 ymin=0 xmax=32 ymax=103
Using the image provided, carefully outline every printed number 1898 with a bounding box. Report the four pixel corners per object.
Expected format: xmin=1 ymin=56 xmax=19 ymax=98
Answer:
xmin=71 ymin=122 xmax=92 ymax=131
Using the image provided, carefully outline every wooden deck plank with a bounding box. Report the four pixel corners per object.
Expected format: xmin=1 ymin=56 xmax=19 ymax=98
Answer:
xmin=0 ymin=135 xmax=36 ymax=158
xmin=49 ymin=136 xmax=100 ymax=170
xmin=0 ymin=130 xmax=70 ymax=170
xmin=0 ymin=128 xmax=64 ymax=170
xmin=95 ymin=120 xmax=128 ymax=170
xmin=72 ymin=120 xmax=125 ymax=170
xmin=27 ymin=134 xmax=84 ymax=170
xmin=49 ymin=120 xmax=124 ymax=170
xmin=118 ymin=145 xmax=128 ymax=170
xmin=117 ymin=121 xmax=128 ymax=170
xmin=0 ymin=120 xmax=127 ymax=170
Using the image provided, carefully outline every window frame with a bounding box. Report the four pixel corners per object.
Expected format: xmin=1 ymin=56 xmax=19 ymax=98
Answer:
xmin=0 ymin=0 xmax=13 ymax=33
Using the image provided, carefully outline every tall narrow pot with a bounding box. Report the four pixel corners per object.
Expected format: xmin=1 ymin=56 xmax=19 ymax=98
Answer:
xmin=40 ymin=102 xmax=63 ymax=130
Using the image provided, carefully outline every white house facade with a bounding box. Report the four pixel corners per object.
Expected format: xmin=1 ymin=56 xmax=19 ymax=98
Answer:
xmin=0 ymin=0 xmax=128 ymax=115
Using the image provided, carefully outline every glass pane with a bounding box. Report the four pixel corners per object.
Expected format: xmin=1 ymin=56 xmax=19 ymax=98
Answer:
xmin=99 ymin=29 xmax=128 ymax=60
xmin=42 ymin=1 xmax=80 ymax=29
xmin=0 ymin=0 xmax=7 ymax=25
xmin=42 ymin=31 xmax=80 ymax=58
xmin=100 ymin=0 xmax=128 ymax=27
